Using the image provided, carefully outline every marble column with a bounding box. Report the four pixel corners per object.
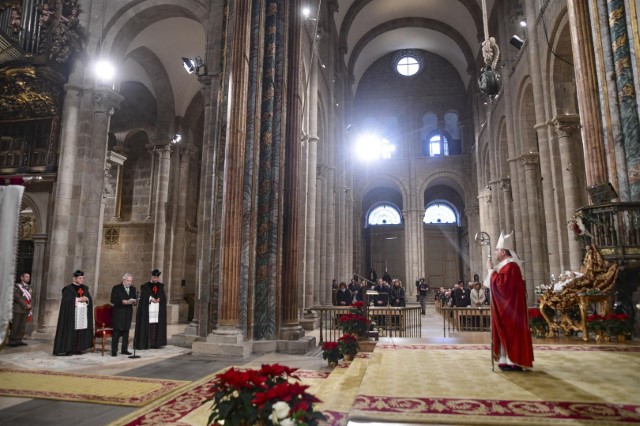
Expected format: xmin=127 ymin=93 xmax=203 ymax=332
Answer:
xmin=553 ymin=115 xmax=584 ymax=270
xmin=280 ymin=0 xmax=304 ymax=339
xmin=567 ymin=0 xmax=609 ymax=188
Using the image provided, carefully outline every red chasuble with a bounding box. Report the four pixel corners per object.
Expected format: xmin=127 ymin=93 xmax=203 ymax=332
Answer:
xmin=490 ymin=260 xmax=534 ymax=367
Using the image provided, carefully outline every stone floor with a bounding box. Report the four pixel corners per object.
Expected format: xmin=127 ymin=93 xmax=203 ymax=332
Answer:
xmin=0 ymin=305 xmax=634 ymax=425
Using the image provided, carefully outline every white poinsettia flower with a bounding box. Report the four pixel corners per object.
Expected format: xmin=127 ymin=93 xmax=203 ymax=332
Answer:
xmin=272 ymin=401 xmax=290 ymax=419
xmin=280 ymin=418 xmax=295 ymax=426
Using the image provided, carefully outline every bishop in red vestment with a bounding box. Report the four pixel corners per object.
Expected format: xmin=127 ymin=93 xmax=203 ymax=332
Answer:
xmin=485 ymin=231 xmax=534 ymax=370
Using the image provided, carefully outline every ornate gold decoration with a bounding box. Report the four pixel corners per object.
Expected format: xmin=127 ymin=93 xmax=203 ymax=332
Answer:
xmin=18 ymin=214 xmax=36 ymax=240
xmin=104 ymin=226 xmax=120 ymax=248
xmin=0 ymin=66 xmax=63 ymax=119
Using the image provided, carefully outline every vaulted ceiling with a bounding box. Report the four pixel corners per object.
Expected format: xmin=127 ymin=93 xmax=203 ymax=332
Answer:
xmin=335 ymin=0 xmax=495 ymax=89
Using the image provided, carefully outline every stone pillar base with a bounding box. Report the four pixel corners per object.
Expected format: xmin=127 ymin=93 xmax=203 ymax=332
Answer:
xmin=279 ymin=325 xmax=305 ymax=340
xmin=276 ymin=335 xmax=316 ymax=354
xmin=167 ymin=300 xmax=189 ymax=324
xmin=300 ymin=311 xmax=320 ymax=330
xmin=169 ymin=322 xmax=200 ymax=347
xmin=191 ymin=328 xmax=251 ymax=357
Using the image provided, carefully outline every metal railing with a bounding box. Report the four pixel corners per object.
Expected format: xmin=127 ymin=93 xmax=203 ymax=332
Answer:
xmin=578 ymin=203 xmax=640 ymax=262
xmin=311 ymin=305 xmax=422 ymax=343
xmin=440 ymin=307 xmax=491 ymax=337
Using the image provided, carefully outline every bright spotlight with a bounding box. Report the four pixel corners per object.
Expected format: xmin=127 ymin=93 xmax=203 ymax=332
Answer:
xmin=182 ymin=56 xmax=206 ymax=76
xmin=171 ymin=134 xmax=182 ymax=144
xmin=519 ymin=20 xmax=527 ymax=27
xmin=354 ymin=134 xmax=396 ymax=161
xmin=302 ymin=7 xmax=310 ymax=17
xmin=94 ymin=59 xmax=115 ymax=83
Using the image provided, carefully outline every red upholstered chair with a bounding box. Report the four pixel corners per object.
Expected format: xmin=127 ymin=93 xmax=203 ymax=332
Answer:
xmin=93 ymin=304 xmax=113 ymax=356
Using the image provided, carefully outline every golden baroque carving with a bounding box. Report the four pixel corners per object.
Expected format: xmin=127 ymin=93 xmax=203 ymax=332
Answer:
xmin=18 ymin=214 xmax=36 ymax=240
xmin=0 ymin=66 xmax=62 ymax=119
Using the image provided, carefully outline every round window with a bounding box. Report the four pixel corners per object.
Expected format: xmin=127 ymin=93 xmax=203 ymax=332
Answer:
xmin=396 ymin=55 xmax=420 ymax=76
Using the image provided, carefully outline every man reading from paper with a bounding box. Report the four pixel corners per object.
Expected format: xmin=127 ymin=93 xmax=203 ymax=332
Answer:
xmin=53 ymin=270 xmax=94 ymax=355
xmin=484 ymin=231 xmax=533 ymax=371
xmin=135 ymin=269 xmax=167 ymax=349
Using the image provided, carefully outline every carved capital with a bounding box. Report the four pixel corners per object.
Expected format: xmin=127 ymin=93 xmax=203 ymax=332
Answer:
xmin=552 ymin=115 xmax=581 ymax=138
xmin=499 ymin=178 xmax=512 ymax=192
xmin=94 ymin=88 xmax=123 ymax=114
xmin=520 ymin=152 xmax=540 ymax=169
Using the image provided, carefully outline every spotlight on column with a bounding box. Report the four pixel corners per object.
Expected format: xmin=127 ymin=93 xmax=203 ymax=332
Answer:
xmin=94 ymin=59 xmax=116 ymax=83
xmin=171 ymin=134 xmax=182 ymax=144
xmin=509 ymin=35 xmax=524 ymax=50
xmin=181 ymin=56 xmax=206 ymax=76
xmin=302 ymin=6 xmax=310 ymax=18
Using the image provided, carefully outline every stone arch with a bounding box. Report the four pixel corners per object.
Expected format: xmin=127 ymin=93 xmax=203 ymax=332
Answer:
xmin=125 ymin=47 xmax=175 ymax=139
xmin=347 ymin=18 xmax=475 ymax=83
xmin=339 ymin=0 xmax=482 ymax=54
xmin=514 ymin=76 xmax=537 ymax=155
xmin=418 ymin=170 xmax=470 ymax=202
xmin=360 ymin=174 xmax=408 ymax=212
xmin=101 ymin=0 xmax=208 ymax=60
xmin=548 ymin=13 xmax=577 ymax=116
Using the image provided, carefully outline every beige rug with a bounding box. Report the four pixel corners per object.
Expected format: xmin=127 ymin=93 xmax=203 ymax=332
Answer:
xmin=0 ymin=368 xmax=189 ymax=407
xmin=348 ymin=343 xmax=640 ymax=425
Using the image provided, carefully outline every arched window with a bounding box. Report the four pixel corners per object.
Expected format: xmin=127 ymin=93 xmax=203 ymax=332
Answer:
xmin=368 ymin=204 xmax=402 ymax=226
xmin=423 ymin=130 xmax=449 ymax=156
xmin=423 ymin=203 xmax=458 ymax=224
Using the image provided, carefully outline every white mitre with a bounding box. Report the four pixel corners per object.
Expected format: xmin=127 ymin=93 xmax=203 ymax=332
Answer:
xmin=496 ymin=231 xmax=522 ymax=265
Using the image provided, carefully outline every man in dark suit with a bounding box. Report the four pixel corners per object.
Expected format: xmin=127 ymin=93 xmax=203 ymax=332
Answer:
xmin=110 ymin=273 xmax=137 ymax=356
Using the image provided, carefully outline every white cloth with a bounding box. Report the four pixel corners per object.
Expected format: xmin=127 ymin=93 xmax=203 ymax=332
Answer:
xmin=0 ymin=186 xmax=24 ymax=343
xmin=75 ymin=301 xmax=88 ymax=330
xmin=149 ymin=302 xmax=159 ymax=324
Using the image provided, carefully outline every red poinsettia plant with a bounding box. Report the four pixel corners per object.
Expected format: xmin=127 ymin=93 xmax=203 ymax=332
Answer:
xmin=586 ymin=314 xmax=605 ymax=332
xmin=338 ymin=333 xmax=358 ymax=357
xmin=338 ymin=313 xmax=370 ymax=337
xmin=603 ymin=313 xmax=632 ymax=336
xmin=322 ymin=341 xmax=340 ymax=364
xmin=208 ymin=363 xmax=326 ymax=426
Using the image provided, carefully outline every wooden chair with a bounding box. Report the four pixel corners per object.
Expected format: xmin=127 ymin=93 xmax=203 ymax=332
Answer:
xmin=93 ymin=304 xmax=113 ymax=356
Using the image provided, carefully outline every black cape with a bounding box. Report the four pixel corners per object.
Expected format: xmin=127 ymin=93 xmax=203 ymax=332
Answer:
xmin=52 ymin=283 xmax=94 ymax=354
xmin=134 ymin=281 xmax=167 ymax=349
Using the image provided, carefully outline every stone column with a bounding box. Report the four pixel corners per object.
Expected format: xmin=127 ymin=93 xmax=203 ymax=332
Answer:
xmin=466 ymin=206 xmax=481 ymax=278
xmin=280 ymin=0 xmax=304 ymax=339
xmin=31 ymin=233 xmax=47 ymax=330
xmin=81 ymin=88 xmax=123 ymax=298
xmin=303 ymin=61 xmax=319 ymax=310
xmin=317 ymin=164 xmax=329 ymax=305
xmin=553 ymin=115 xmax=584 ymax=270
xmin=499 ymin=179 xmax=513 ymax=234
xmin=107 ymin=151 xmax=127 ymax=221
xmin=520 ymin=153 xmax=544 ymax=304
xmin=151 ymin=144 xmax=172 ymax=280
xmin=171 ymin=143 xmax=195 ymax=322
xmin=567 ymin=0 xmax=609 ymax=188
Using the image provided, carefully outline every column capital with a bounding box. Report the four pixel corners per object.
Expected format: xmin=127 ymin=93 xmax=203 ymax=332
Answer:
xmin=551 ymin=114 xmax=581 ymax=137
xmin=94 ymin=88 xmax=124 ymax=114
xmin=520 ymin=152 xmax=540 ymax=169
xmin=466 ymin=205 xmax=480 ymax=216
xmin=499 ymin=178 xmax=512 ymax=192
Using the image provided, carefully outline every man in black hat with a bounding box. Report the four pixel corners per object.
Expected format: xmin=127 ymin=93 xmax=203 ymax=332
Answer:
xmin=53 ymin=270 xmax=93 ymax=355
xmin=110 ymin=273 xmax=137 ymax=356
xmin=134 ymin=269 xmax=167 ymax=349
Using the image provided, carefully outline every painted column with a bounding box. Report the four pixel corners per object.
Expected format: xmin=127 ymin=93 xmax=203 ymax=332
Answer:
xmin=280 ymin=0 xmax=304 ymax=339
xmin=553 ymin=115 xmax=584 ymax=270
xmin=605 ymin=0 xmax=640 ymax=199
xmin=567 ymin=0 xmax=609 ymax=188
xmin=217 ymin=0 xmax=252 ymax=331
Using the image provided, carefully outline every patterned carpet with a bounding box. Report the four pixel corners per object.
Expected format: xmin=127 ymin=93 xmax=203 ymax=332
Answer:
xmin=349 ymin=343 xmax=640 ymax=425
xmin=0 ymin=368 xmax=189 ymax=407
xmin=109 ymin=368 xmax=331 ymax=426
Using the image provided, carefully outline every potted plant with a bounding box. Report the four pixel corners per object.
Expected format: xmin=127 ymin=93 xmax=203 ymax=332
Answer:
xmin=321 ymin=341 xmax=340 ymax=368
xmin=586 ymin=314 xmax=606 ymax=341
xmin=603 ymin=313 xmax=632 ymax=342
xmin=337 ymin=313 xmax=370 ymax=338
xmin=338 ymin=333 xmax=358 ymax=361
xmin=208 ymin=363 xmax=326 ymax=426
xmin=528 ymin=307 xmax=548 ymax=338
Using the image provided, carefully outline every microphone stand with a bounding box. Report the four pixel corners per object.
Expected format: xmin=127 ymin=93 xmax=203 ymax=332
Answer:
xmin=129 ymin=297 xmax=141 ymax=359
